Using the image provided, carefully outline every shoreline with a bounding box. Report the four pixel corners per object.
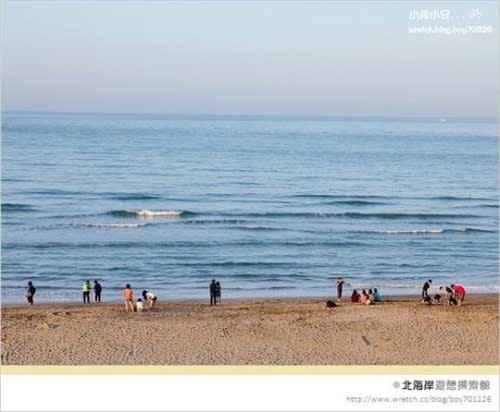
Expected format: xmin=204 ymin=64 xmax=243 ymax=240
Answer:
xmin=2 ymin=294 xmax=498 ymax=365
xmin=2 ymin=292 xmax=498 ymax=308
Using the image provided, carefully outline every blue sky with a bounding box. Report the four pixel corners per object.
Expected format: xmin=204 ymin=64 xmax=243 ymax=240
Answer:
xmin=2 ymin=1 xmax=498 ymax=116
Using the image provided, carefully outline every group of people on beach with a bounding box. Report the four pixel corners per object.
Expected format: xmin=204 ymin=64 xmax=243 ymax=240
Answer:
xmin=335 ymin=276 xmax=382 ymax=305
xmin=25 ymin=280 xmax=101 ymax=305
xmin=122 ymin=284 xmax=158 ymax=312
xmin=25 ymin=277 xmax=467 ymax=309
xmin=350 ymin=288 xmax=381 ymax=305
xmin=24 ymin=279 xmax=222 ymax=309
xmin=81 ymin=280 xmax=102 ymax=303
xmin=421 ymin=279 xmax=466 ymax=306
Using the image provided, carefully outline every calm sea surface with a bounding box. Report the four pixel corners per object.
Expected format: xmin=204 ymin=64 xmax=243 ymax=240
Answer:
xmin=1 ymin=113 xmax=498 ymax=303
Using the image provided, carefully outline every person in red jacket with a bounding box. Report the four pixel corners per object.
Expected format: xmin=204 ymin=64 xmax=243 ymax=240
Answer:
xmin=451 ymin=283 xmax=466 ymax=306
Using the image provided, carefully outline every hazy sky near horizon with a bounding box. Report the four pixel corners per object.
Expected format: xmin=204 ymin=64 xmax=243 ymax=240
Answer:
xmin=2 ymin=1 xmax=498 ymax=117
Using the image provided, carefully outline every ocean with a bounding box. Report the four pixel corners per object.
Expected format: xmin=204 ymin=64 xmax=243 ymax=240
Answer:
xmin=1 ymin=112 xmax=498 ymax=303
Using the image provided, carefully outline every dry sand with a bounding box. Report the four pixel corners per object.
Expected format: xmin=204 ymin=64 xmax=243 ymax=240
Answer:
xmin=1 ymin=295 xmax=498 ymax=365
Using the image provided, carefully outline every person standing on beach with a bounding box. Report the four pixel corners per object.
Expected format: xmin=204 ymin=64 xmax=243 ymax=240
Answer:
xmin=82 ymin=280 xmax=91 ymax=304
xmin=421 ymin=279 xmax=432 ymax=302
xmin=123 ymin=284 xmax=134 ymax=312
xmin=210 ymin=279 xmax=217 ymax=306
xmin=336 ymin=277 xmax=345 ymax=301
xmin=26 ymin=281 xmax=36 ymax=305
xmin=94 ymin=280 xmax=102 ymax=303
xmin=215 ymin=281 xmax=221 ymax=304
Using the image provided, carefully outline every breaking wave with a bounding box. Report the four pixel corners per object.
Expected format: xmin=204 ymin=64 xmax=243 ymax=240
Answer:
xmin=109 ymin=209 xmax=194 ymax=218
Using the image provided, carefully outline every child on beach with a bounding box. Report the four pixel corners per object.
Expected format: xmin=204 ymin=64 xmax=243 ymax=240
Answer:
xmin=123 ymin=284 xmax=134 ymax=312
xmin=26 ymin=281 xmax=36 ymax=305
xmin=135 ymin=298 xmax=144 ymax=312
xmin=373 ymin=288 xmax=382 ymax=302
xmin=351 ymin=289 xmax=360 ymax=303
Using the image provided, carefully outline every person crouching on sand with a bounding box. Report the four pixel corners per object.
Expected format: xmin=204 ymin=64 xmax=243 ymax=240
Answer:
xmin=142 ymin=290 xmax=157 ymax=309
xmin=135 ymin=298 xmax=144 ymax=312
xmin=123 ymin=284 xmax=134 ymax=312
xmin=351 ymin=289 xmax=360 ymax=303
xmin=451 ymin=283 xmax=466 ymax=306
xmin=439 ymin=286 xmax=456 ymax=306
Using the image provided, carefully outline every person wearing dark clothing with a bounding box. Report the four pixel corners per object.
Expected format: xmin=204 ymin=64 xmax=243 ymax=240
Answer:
xmin=215 ymin=281 xmax=221 ymax=304
xmin=26 ymin=281 xmax=36 ymax=305
xmin=336 ymin=277 xmax=345 ymax=301
xmin=422 ymin=279 xmax=432 ymax=302
xmin=210 ymin=279 xmax=217 ymax=306
xmin=94 ymin=280 xmax=102 ymax=303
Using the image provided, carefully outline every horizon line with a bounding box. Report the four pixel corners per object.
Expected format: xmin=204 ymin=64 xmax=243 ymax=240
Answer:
xmin=1 ymin=110 xmax=497 ymax=122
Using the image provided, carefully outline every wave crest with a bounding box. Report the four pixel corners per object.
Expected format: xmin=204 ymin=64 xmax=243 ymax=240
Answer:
xmin=110 ymin=209 xmax=191 ymax=218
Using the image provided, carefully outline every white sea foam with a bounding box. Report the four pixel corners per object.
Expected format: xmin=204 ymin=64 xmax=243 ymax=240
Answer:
xmin=75 ymin=223 xmax=145 ymax=229
xmin=376 ymin=229 xmax=444 ymax=234
xmin=133 ymin=210 xmax=183 ymax=217
xmin=243 ymin=225 xmax=263 ymax=230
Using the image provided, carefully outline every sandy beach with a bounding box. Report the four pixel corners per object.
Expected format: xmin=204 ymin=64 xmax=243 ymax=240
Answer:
xmin=1 ymin=295 xmax=498 ymax=365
